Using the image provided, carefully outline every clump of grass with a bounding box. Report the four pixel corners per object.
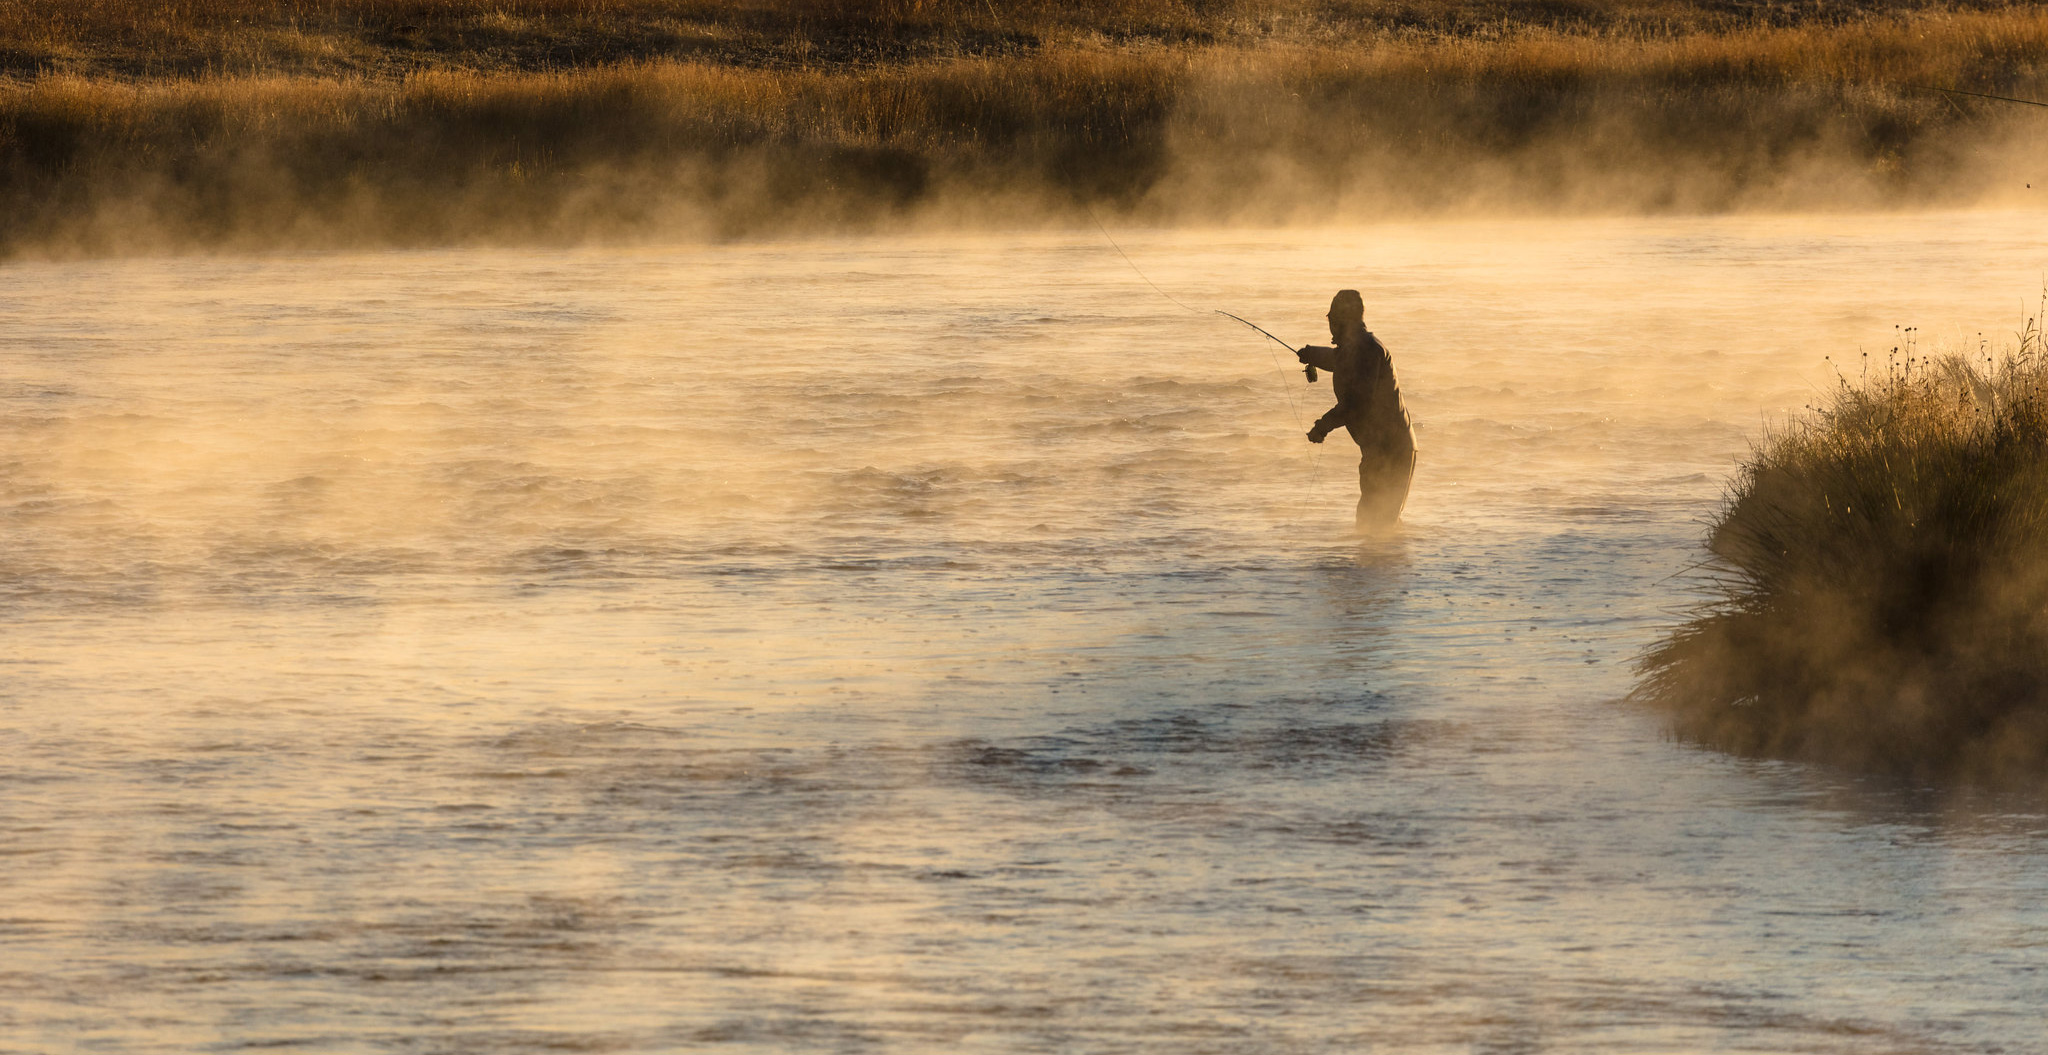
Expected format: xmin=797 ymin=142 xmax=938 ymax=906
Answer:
xmin=1638 ymin=308 xmax=2048 ymax=783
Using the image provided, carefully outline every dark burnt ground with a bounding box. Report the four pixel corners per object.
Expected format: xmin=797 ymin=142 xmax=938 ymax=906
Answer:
xmin=0 ymin=0 xmax=2035 ymax=80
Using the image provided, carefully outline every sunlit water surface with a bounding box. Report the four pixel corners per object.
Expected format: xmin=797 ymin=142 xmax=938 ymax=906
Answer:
xmin=4 ymin=214 xmax=2047 ymax=1053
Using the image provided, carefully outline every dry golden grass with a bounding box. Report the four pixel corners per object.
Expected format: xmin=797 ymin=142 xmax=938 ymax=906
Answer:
xmin=0 ymin=2 xmax=2044 ymax=252
xmin=1637 ymin=314 xmax=2048 ymax=783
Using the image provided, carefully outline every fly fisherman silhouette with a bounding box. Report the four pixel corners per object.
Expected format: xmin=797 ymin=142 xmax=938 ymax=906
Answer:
xmin=1296 ymin=289 xmax=1415 ymax=530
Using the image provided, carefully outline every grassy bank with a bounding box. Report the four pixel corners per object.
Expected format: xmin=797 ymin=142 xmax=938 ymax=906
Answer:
xmin=1637 ymin=316 xmax=2048 ymax=784
xmin=2 ymin=1 xmax=2046 ymax=253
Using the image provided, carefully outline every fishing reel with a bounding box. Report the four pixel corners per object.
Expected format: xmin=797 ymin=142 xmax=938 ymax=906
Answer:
xmin=1304 ymin=364 xmax=1318 ymax=383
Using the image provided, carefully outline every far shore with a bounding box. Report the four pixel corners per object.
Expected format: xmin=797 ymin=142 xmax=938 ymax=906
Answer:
xmin=3 ymin=0 xmax=2045 ymax=255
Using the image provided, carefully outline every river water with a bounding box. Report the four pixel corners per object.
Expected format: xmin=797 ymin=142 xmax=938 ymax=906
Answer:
xmin=2 ymin=213 xmax=2046 ymax=1053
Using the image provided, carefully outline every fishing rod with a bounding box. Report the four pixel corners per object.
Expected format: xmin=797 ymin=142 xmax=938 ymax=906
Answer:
xmin=1078 ymin=204 xmax=1325 ymax=485
xmin=1082 ymin=205 xmax=1318 ymax=385
xmin=1217 ymin=310 xmax=1318 ymax=383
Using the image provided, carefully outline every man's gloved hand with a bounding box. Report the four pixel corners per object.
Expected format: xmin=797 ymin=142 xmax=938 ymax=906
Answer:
xmin=1296 ymin=346 xmax=1313 ymax=362
xmin=1306 ymin=427 xmax=1327 ymax=444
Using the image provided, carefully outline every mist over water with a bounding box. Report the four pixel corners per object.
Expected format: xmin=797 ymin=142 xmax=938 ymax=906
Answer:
xmin=4 ymin=213 xmax=2047 ymax=1052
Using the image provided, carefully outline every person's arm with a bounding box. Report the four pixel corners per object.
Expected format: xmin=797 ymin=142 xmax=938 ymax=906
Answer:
xmin=1297 ymin=345 xmax=1338 ymax=371
xmin=1307 ymin=403 xmax=1346 ymax=443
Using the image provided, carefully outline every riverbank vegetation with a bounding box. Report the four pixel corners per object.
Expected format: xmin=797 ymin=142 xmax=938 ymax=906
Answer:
xmin=1637 ymin=313 xmax=2048 ymax=784
xmin=2 ymin=1 xmax=2046 ymax=253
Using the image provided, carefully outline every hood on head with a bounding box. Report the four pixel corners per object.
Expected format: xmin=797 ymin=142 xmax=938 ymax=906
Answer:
xmin=1328 ymin=289 xmax=1364 ymax=329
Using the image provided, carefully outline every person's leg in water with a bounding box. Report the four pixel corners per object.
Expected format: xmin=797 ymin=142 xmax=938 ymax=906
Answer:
xmin=1351 ymin=429 xmax=1415 ymax=531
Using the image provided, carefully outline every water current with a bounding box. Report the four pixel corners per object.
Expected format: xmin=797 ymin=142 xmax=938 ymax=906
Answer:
xmin=3 ymin=213 xmax=2047 ymax=1053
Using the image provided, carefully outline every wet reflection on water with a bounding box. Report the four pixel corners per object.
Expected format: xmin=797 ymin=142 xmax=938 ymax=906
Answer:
xmin=2 ymin=214 xmax=2046 ymax=1052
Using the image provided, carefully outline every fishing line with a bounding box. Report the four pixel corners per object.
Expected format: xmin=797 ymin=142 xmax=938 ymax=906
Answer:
xmin=1905 ymin=84 xmax=2048 ymax=109
xmin=1081 ymin=206 xmax=1323 ymax=485
xmin=1083 ymin=206 xmax=1205 ymax=316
